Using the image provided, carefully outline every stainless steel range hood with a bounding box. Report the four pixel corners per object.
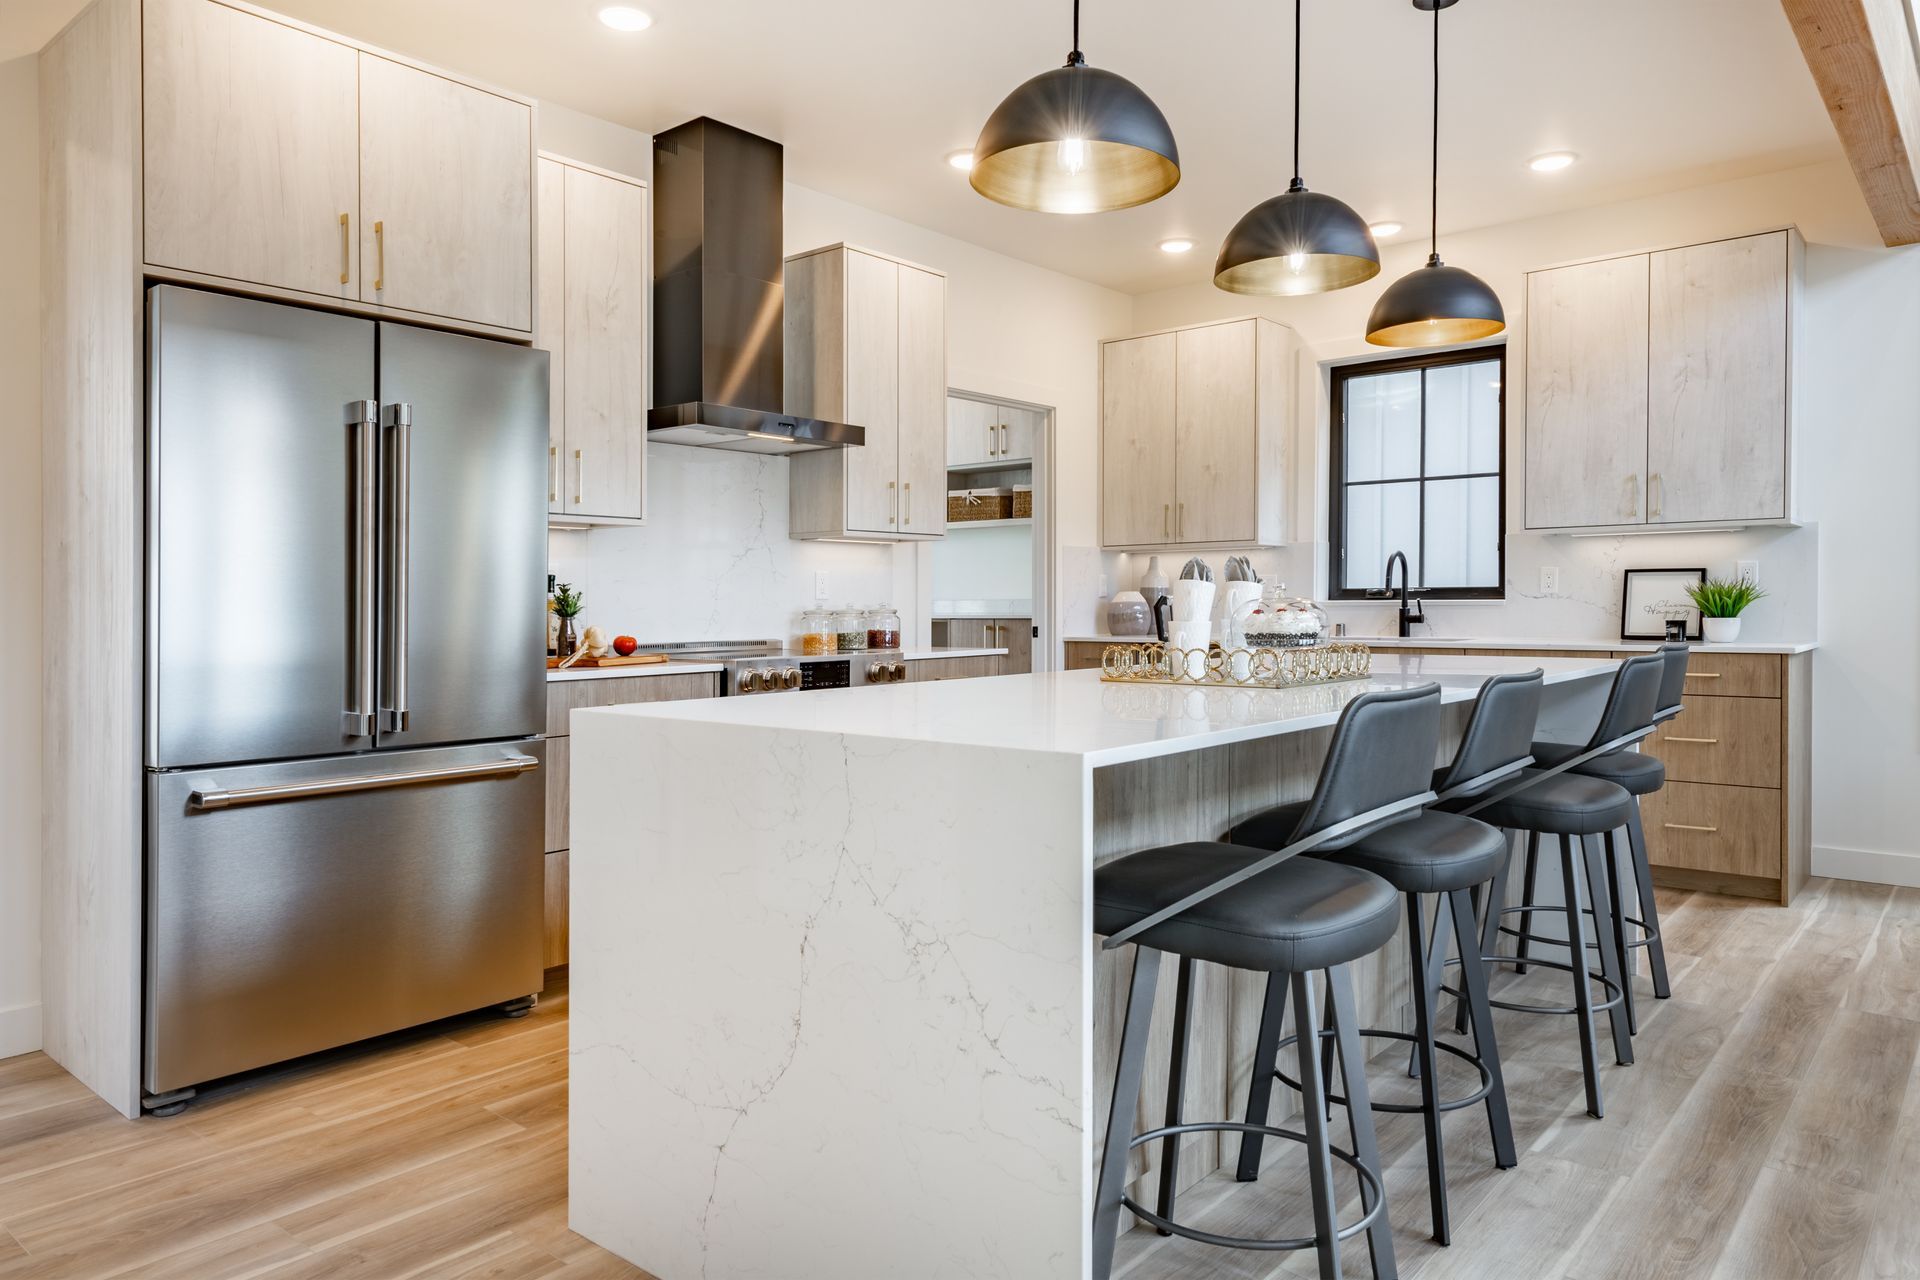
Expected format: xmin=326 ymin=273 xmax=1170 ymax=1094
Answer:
xmin=650 ymin=118 xmax=863 ymax=453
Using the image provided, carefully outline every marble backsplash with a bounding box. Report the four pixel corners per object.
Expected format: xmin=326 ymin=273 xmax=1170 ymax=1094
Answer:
xmin=547 ymin=445 xmax=907 ymax=647
xmin=1095 ymin=523 xmax=1818 ymax=644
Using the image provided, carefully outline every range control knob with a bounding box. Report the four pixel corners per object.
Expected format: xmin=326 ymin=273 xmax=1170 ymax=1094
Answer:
xmin=889 ymin=662 xmax=908 ymax=683
xmin=737 ymin=670 xmax=758 ymax=694
xmin=783 ymin=667 xmax=804 ymax=690
xmin=867 ymin=662 xmax=887 ymax=684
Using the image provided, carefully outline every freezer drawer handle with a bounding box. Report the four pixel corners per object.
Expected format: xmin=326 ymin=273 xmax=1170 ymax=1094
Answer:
xmin=188 ymin=753 xmax=540 ymax=812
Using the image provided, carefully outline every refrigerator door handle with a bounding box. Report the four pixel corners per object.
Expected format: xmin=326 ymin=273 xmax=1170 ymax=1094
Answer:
xmin=381 ymin=402 xmax=412 ymax=733
xmin=188 ymin=752 xmax=540 ymax=812
xmin=347 ymin=400 xmax=380 ymax=737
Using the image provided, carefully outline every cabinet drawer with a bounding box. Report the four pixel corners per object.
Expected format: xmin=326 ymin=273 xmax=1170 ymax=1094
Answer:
xmin=1641 ymin=781 xmax=1781 ymax=880
xmin=543 ymin=849 xmax=569 ymax=969
xmin=1648 ymin=695 xmax=1780 ymax=788
xmin=1065 ymin=642 xmax=1107 ymax=672
xmin=544 ymin=672 xmax=721 ymax=736
xmin=544 ymin=735 xmax=570 ymax=853
xmin=1679 ymin=651 xmax=1780 ymax=699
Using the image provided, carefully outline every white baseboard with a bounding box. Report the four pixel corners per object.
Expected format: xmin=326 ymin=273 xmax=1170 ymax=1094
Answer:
xmin=0 ymin=1001 xmax=42 ymax=1060
xmin=1814 ymin=844 xmax=1920 ymax=890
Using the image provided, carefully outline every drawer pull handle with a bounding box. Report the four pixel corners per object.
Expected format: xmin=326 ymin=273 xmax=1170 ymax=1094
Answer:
xmin=1686 ymin=672 xmax=1722 ymax=680
xmin=1664 ymin=736 xmax=1719 ymax=744
xmin=1662 ymin=822 xmax=1719 ymax=833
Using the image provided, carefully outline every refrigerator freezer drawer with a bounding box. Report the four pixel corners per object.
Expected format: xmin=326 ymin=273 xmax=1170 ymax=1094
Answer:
xmin=144 ymin=741 xmax=546 ymax=1096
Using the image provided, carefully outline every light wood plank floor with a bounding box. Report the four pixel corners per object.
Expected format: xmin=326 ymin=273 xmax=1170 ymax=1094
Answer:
xmin=0 ymin=974 xmax=652 ymax=1279
xmin=2 ymin=880 xmax=1915 ymax=1279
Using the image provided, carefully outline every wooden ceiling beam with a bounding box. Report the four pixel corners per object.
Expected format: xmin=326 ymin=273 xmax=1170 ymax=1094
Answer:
xmin=1781 ymin=0 xmax=1920 ymax=245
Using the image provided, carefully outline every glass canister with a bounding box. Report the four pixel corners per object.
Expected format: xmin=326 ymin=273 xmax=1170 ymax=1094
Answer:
xmin=1239 ymin=585 xmax=1327 ymax=649
xmin=834 ymin=604 xmax=868 ymax=653
xmin=866 ymin=604 xmax=902 ymax=651
xmin=800 ymin=608 xmax=836 ymax=656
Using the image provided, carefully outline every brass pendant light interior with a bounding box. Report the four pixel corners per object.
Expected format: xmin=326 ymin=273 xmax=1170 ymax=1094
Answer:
xmin=1214 ymin=0 xmax=1379 ymax=295
xmin=1365 ymin=0 xmax=1505 ymax=347
xmin=970 ymin=0 xmax=1180 ymax=214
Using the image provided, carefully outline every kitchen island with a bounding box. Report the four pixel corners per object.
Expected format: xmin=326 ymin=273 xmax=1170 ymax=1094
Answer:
xmin=568 ymin=654 xmax=1620 ymax=1279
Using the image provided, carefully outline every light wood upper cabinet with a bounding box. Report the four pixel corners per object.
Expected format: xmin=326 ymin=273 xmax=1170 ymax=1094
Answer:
xmin=1100 ymin=318 xmax=1294 ymax=550
xmin=1524 ymin=255 xmax=1650 ymax=529
xmin=787 ymin=244 xmax=948 ymax=541
xmin=1525 ymin=228 xmax=1799 ymax=532
xmin=896 ymin=265 xmax=948 ymax=535
xmin=1647 ymin=233 xmax=1791 ymax=525
xmin=142 ymin=0 xmax=359 ymax=299
xmin=536 ymin=158 xmax=567 ymax=515
xmin=998 ymin=404 xmax=1043 ymax=464
xmin=357 ymin=53 xmax=533 ymax=332
xmin=947 ymin=396 xmax=1000 ymax=468
xmin=558 ymin=160 xmax=650 ymax=521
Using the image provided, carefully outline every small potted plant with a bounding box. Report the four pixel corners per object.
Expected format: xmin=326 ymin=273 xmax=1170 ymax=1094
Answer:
xmin=552 ymin=581 xmax=585 ymax=657
xmin=1686 ymin=576 xmax=1766 ymax=643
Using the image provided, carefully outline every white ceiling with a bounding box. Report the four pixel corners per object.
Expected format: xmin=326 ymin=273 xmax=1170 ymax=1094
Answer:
xmin=7 ymin=0 xmax=1839 ymax=294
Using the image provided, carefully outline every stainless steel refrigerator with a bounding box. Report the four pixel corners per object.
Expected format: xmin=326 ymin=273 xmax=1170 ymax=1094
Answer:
xmin=143 ymin=285 xmax=549 ymax=1108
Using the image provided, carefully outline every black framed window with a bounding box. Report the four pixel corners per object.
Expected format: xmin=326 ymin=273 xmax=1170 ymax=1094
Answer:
xmin=1328 ymin=346 xmax=1506 ymax=601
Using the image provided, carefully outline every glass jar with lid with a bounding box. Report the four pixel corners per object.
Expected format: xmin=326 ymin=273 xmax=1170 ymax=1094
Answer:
xmin=834 ymin=604 xmax=868 ymax=653
xmin=866 ymin=604 xmax=902 ymax=651
xmin=800 ymin=608 xmax=836 ymax=656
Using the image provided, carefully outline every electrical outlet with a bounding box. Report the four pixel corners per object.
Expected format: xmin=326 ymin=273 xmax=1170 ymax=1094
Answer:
xmin=1737 ymin=560 xmax=1760 ymax=588
xmin=814 ymin=571 xmax=829 ymax=600
xmin=1539 ymin=566 xmax=1560 ymax=595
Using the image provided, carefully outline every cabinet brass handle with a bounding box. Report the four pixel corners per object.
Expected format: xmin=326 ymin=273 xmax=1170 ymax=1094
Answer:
xmin=1163 ymin=504 xmax=1170 ymax=538
xmin=549 ymin=446 xmax=559 ymax=503
xmin=1626 ymin=474 xmax=1638 ymax=519
xmin=1649 ymin=472 xmax=1663 ymax=519
xmin=574 ymin=449 xmax=585 ymax=505
xmin=373 ymin=219 xmax=385 ymax=291
xmin=1000 ymin=423 xmax=1010 ymax=455
xmin=1686 ymin=671 xmax=1722 ymax=680
xmin=1665 ymin=736 xmax=1719 ymax=744
xmin=889 ymin=480 xmax=898 ymax=524
xmin=904 ymin=481 xmax=912 ymax=524
xmin=1178 ymin=503 xmax=1186 ymax=539
xmin=1662 ymin=822 xmax=1719 ymax=833
xmin=986 ymin=423 xmax=996 ymax=457
xmin=338 ymin=212 xmax=350 ymax=285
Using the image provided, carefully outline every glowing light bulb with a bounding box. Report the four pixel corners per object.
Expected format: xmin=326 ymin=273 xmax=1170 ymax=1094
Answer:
xmin=1056 ymin=137 xmax=1088 ymax=175
xmin=1286 ymin=251 xmax=1307 ymax=274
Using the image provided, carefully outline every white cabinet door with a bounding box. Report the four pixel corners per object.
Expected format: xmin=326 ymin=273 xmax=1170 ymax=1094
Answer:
xmin=1525 ymin=255 xmax=1650 ymax=529
xmin=143 ymin=0 xmax=359 ymax=300
xmin=1101 ymin=333 xmax=1178 ymax=546
xmin=842 ymin=250 xmax=901 ymax=534
xmin=997 ymin=404 xmax=1044 ymax=464
xmin=562 ymin=165 xmax=650 ymax=521
xmin=358 ymin=53 xmax=533 ymax=332
xmin=946 ymin=396 xmax=998 ymax=468
xmin=1174 ymin=320 xmax=1258 ymax=545
xmin=897 ymin=265 xmax=947 ymax=536
xmin=535 ymin=158 xmax=567 ymax=515
xmin=1647 ymin=233 xmax=1788 ymax=525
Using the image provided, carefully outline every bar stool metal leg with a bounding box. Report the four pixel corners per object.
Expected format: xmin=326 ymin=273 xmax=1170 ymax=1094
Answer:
xmin=1558 ymin=835 xmax=1606 ymax=1119
xmin=1514 ymin=832 xmax=1541 ymax=975
xmin=1092 ymin=947 xmax=1162 ymax=1280
xmin=1581 ymin=833 xmax=1635 ymax=1065
xmin=1236 ymin=972 xmax=1289 ymax=1180
xmin=1625 ymin=805 xmax=1673 ymax=999
xmin=1154 ymin=955 xmax=1196 ymax=1234
xmin=1327 ymin=963 xmax=1399 ymax=1280
xmin=1405 ymin=895 xmax=1451 ymax=1244
xmin=1291 ymin=971 xmax=1343 ymax=1278
xmin=1447 ymin=887 xmax=1517 ymax=1169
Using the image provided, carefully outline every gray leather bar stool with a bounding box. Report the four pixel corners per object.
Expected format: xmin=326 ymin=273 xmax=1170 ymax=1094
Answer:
xmin=1233 ymin=671 xmax=1541 ymax=1246
xmin=1090 ymin=684 xmax=1445 ymax=1280
xmin=1448 ymin=652 xmax=1666 ymax=1119
xmin=1524 ymin=641 xmax=1688 ymax=1032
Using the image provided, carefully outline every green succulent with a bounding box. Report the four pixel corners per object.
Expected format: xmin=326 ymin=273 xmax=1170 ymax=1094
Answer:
xmin=1685 ymin=576 xmax=1767 ymax=618
xmin=552 ymin=581 xmax=585 ymax=618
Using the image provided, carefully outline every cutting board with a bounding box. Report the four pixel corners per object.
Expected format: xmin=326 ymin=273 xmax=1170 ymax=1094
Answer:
xmin=547 ymin=653 xmax=673 ymax=670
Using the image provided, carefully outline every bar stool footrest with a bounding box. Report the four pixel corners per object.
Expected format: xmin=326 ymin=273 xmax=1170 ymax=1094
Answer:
xmin=1124 ymin=1121 xmax=1385 ymax=1251
xmin=1266 ymin=1027 xmax=1495 ymax=1114
xmin=1441 ymin=950 xmax=1625 ymax=1016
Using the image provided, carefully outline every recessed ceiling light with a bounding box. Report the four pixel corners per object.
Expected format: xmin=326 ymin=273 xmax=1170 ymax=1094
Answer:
xmin=945 ymin=149 xmax=974 ymax=172
xmin=596 ymin=6 xmax=653 ymax=32
xmin=1527 ymin=151 xmax=1578 ymax=173
xmin=1368 ymin=221 xmax=1403 ymax=239
xmin=1159 ymin=237 xmax=1195 ymax=254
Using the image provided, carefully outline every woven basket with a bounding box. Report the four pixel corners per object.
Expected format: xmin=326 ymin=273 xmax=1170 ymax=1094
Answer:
xmin=1012 ymin=486 xmax=1032 ymax=519
xmin=948 ymin=489 xmax=1013 ymax=522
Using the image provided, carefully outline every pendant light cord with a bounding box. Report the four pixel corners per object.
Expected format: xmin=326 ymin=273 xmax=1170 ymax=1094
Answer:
xmin=1069 ymin=0 xmax=1084 ymax=63
xmin=1292 ymin=0 xmax=1303 ymax=184
xmin=1429 ymin=2 xmax=1440 ymax=260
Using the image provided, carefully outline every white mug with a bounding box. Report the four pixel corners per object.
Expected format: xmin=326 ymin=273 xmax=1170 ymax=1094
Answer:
xmin=1168 ymin=621 xmax=1212 ymax=679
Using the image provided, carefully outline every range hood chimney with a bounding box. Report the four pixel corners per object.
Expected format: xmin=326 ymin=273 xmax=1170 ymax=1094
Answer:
xmin=649 ymin=118 xmax=863 ymax=453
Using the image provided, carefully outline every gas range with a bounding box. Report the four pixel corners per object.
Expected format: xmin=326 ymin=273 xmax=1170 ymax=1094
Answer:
xmin=632 ymin=641 xmax=911 ymax=696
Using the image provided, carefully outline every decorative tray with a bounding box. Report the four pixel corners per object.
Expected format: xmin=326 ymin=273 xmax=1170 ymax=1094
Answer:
xmin=1098 ymin=641 xmax=1372 ymax=689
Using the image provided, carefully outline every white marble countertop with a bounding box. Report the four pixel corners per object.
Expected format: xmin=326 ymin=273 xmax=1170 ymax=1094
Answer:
xmin=1062 ymin=633 xmax=1817 ymax=656
xmin=546 ymin=646 xmax=1006 ymax=682
xmin=586 ymin=652 xmax=1617 ymax=768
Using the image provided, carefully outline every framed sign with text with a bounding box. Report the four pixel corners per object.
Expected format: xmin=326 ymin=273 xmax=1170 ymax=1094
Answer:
xmin=1621 ymin=567 xmax=1706 ymax=641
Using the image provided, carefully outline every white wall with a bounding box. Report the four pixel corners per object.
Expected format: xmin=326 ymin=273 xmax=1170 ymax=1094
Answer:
xmin=0 ymin=55 xmax=43 ymax=1058
xmin=1118 ymin=158 xmax=1919 ymax=881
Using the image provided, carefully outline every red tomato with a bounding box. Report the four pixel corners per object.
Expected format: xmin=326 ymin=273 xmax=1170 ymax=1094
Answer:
xmin=612 ymin=635 xmax=639 ymax=657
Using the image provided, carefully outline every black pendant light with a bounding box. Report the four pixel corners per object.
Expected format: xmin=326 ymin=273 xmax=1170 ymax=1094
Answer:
xmin=970 ymin=0 xmax=1180 ymax=214
xmin=1214 ymin=0 xmax=1379 ymax=295
xmin=1365 ymin=0 xmax=1505 ymax=347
